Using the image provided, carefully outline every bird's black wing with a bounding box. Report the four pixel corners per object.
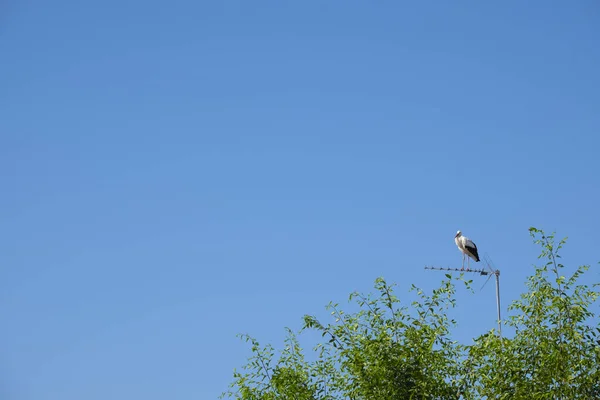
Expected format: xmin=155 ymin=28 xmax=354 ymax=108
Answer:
xmin=465 ymin=243 xmax=480 ymax=262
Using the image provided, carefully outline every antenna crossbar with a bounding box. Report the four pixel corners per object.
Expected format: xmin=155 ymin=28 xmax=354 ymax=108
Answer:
xmin=424 ymin=266 xmax=491 ymax=276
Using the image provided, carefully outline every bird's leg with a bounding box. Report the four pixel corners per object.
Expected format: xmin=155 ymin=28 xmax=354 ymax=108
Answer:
xmin=461 ymin=254 xmax=465 ymax=270
xmin=467 ymin=257 xmax=471 ymax=270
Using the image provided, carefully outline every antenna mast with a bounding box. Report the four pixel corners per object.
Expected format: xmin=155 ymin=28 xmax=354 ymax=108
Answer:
xmin=424 ymin=263 xmax=502 ymax=338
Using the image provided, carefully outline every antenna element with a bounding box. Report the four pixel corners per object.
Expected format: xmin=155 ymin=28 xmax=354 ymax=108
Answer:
xmin=424 ymin=259 xmax=502 ymax=338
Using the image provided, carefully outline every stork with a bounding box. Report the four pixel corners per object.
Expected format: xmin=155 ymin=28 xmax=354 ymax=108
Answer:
xmin=454 ymin=230 xmax=480 ymax=270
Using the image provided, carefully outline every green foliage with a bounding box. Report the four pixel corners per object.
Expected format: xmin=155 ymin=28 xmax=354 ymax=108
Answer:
xmin=222 ymin=228 xmax=600 ymax=399
xmin=466 ymin=228 xmax=600 ymax=399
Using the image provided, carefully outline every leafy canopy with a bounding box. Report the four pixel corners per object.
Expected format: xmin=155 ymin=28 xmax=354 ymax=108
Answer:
xmin=222 ymin=228 xmax=600 ymax=399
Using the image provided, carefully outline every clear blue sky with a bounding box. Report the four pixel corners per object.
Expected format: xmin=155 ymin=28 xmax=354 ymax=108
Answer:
xmin=2 ymin=1 xmax=599 ymax=399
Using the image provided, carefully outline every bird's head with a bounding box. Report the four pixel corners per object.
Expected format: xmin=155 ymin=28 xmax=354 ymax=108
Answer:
xmin=455 ymin=230 xmax=462 ymax=238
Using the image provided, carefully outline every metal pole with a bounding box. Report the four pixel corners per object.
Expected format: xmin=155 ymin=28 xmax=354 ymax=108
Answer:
xmin=495 ymin=271 xmax=502 ymax=338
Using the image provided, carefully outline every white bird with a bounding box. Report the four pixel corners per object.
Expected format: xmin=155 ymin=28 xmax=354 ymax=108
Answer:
xmin=454 ymin=230 xmax=480 ymax=270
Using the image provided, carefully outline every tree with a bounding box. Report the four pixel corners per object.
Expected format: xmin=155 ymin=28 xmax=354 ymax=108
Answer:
xmin=222 ymin=228 xmax=599 ymax=399
xmin=466 ymin=228 xmax=600 ymax=399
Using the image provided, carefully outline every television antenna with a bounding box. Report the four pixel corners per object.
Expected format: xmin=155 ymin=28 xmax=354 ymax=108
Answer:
xmin=424 ymin=254 xmax=502 ymax=338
